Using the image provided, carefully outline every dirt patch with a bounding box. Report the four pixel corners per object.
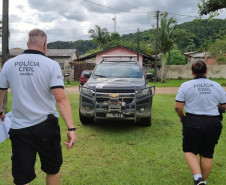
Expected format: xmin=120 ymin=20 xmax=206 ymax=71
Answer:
xmin=155 ymin=87 xmax=179 ymax=94
xmin=65 ymin=86 xmax=80 ymax=94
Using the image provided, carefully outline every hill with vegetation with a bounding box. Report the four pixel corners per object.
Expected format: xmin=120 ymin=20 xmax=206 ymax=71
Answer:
xmin=47 ymin=19 xmax=226 ymax=56
xmin=47 ymin=40 xmax=97 ymax=55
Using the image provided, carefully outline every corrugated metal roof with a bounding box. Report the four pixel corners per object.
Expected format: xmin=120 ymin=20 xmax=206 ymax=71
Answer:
xmin=71 ymin=45 xmax=156 ymax=62
xmin=0 ymin=48 xmax=77 ymax=57
xmin=46 ymin=49 xmax=77 ymax=57
xmin=192 ymin=52 xmax=210 ymax=58
xmin=183 ymin=51 xmax=210 ymax=58
xmin=183 ymin=51 xmax=199 ymax=56
xmin=9 ymin=48 xmax=24 ymax=56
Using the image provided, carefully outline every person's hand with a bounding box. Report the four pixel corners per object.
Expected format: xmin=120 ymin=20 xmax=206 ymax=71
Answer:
xmin=64 ymin=131 xmax=77 ymax=149
xmin=0 ymin=113 xmax=5 ymax=122
xmin=179 ymin=115 xmax=184 ymax=123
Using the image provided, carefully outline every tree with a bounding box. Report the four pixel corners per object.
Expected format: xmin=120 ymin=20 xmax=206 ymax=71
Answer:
xmin=209 ymin=37 xmax=226 ymax=64
xmin=47 ymin=40 xmax=97 ymax=55
xmin=198 ymin=0 xmax=226 ymax=15
xmin=166 ymin=50 xmax=186 ymax=65
xmin=110 ymin=32 xmax=120 ymax=41
xmin=199 ymin=40 xmax=211 ymax=63
xmin=158 ymin=12 xmax=177 ymax=82
xmin=173 ymin=28 xmax=197 ymax=52
xmin=88 ymin=25 xmax=110 ymax=49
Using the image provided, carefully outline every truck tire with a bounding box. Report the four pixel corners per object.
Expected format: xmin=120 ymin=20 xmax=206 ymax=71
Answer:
xmin=79 ymin=110 xmax=93 ymax=125
xmin=138 ymin=115 xmax=152 ymax=127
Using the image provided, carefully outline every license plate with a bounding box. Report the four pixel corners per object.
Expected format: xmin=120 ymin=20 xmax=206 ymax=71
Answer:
xmin=106 ymin=113 xmax=124 ymax=118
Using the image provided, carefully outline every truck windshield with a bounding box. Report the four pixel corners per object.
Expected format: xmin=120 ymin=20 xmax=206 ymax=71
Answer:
xmin=93 ymin=63 xmax=142 ymax=78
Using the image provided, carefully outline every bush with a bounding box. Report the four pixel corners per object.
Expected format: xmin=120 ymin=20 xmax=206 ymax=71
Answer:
xmin=178 ymin=76 xmax=183 ymax=80
xmin=149 ymin=69 xmax=155 ymax=74
xmin=167 ymin=50 xmax=186 ymax=65
xmin=215 ymin=55 xmax=226 ymax=64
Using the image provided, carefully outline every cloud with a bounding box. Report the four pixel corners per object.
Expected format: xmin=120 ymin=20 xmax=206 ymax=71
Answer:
xmin=9 ymin=14 xmax=22 ymax=23
xmin=16 ymin=5 xmax=24 ymax=11
xmin=1 ymin=0 xmax=225 ymax=49
xmin=27 ymin=0 xmax=87 ymax=21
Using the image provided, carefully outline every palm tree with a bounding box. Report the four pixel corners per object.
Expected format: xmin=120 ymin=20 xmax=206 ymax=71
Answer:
xmin=200 ymin=40 xmax=210 ymax=63
xmin=158 ymin=12 xmax=177 ymax=82
xmin=88 ymin=25 xmax=110 ymax=49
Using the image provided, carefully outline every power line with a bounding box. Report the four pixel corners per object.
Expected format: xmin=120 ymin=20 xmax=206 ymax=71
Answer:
xmin=167 ymin=12 xmax=199 ymax=18
xmin=9 ymin=24 xmax=151 ymax=33
xmin=83 ymin=0 xmax=155 ymax=14
xmin=120 ymin=0 xmax=136 ymax=8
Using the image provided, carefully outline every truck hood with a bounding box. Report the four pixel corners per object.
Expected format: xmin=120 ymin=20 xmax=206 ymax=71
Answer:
xmin=85 ymin=77 xmax=146 ymax=89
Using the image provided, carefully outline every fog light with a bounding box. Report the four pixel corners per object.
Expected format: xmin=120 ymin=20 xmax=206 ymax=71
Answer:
xmin=140 ymin=108 xmax=145 ymax=112
xmin=85 ymin=107 xmax=90 ymax=110
xmin=121 ymin=102 xmax=126 ymax=107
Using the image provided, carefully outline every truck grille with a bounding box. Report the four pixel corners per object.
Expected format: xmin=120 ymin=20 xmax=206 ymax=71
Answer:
xmin=96 ymin=89 xmax=135 ymax=93
xmin=96 ymin=97 xmax=133 ymax=104
xmin=95 ymin=88 xmax=135 ymax=108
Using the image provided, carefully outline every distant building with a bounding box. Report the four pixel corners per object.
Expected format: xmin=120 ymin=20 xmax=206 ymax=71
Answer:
xmin=183 ymin=51 xmax=214 ymax=65
xmin=70 ymin=45 xmax=157 ymax=80
xmin=72 ymin=45 xmax=155 ymax=66
xmin=0 ymin=48 xmax=78 ymax=80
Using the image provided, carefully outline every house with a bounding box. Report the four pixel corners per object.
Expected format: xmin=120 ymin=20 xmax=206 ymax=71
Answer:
xmin=72 ymin=45 xmax=155 ymax=66
xmin=183 ymin=51 xmax=214 ymax=65
xmin=70 ymin=45 xmax=156 ymax=80
xmin=0 ymin=48 xmax=78 ymax=80
xmin=46 ymin=49 xmax=78 ymax=80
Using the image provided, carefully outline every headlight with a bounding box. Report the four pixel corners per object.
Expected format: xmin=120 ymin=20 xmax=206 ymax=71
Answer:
xmin=81 ymin=87 xmax=93 ymax=97
xmin=136 ymin=88 xmax=149 ymax=97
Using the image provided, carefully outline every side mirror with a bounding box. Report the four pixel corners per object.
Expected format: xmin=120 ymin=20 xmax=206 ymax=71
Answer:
xmin=84 ymin=73 xmax=91 ymax=79
xmin=146 ymin=73 xmax=154 ymax=80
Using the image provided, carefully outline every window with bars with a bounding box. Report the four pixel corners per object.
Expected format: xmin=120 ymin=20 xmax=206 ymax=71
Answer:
xmin=59 ymin=63 xmax=64 ymax=70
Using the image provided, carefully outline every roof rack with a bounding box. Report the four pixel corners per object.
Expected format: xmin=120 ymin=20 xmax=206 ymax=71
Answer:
xmin=101 ymin=55 xmax=137 ymax=62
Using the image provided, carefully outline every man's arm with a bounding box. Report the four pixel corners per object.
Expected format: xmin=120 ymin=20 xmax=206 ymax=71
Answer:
xmin=175 ymin=101 xmax=185 ymax=122
xmin=52 ymin=88 xmax=77 ymax=149
xmin=0 ymin=90 xmax=6 ymax=121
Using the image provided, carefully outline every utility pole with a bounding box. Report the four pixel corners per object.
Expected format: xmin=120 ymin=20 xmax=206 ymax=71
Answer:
xmin=154 ymin=10 xmax=159 ymax=83
xmin=137 ymin=28 xmax=140 ymax=62
xmin=2 ymin=0 xmax=9 ymax=113
xmin=112 ymin=15 xmax=116 ymax=33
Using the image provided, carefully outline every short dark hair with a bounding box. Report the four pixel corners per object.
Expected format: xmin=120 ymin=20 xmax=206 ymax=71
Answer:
xmin=191 ymin=61 xmax=207 ymax=76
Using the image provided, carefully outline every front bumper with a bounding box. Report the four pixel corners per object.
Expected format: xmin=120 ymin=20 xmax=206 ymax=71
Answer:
xmin=79 ymin=86 xmax=155 ymax=122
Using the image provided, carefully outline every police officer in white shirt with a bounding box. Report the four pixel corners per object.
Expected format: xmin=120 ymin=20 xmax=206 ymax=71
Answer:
xmin=0 ymin=29 xmax=77 ymax=185
xmin=175 ymin=61 xmax=226 ymax=185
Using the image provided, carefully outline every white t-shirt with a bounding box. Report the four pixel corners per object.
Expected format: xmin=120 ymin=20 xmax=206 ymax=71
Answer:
xmin=175 ymin=77 xmax=226 ymax=116
xmin=0 ymin=50 xmax=64 ymax=129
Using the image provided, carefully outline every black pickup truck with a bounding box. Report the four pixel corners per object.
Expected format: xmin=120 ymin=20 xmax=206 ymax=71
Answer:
xmin=79 ymin=56 xmax=155 ymax=126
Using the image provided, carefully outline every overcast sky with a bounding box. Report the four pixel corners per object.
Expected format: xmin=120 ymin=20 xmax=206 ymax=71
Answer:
xmin=0 ymin=0 xmax=225 ymax=49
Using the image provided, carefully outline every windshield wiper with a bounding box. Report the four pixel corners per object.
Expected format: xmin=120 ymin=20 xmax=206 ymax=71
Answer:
xmin=94 ymin=74 xmax=107 ymax=78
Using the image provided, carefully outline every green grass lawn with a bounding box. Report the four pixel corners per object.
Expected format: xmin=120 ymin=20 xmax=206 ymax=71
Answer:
xmin=149 ymin=78 xmax=226 ymax=87
xmin=0 ymin=94 xmax=226 ymax=184
xmin=64 ymin=80 xmax=80 ymax=87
